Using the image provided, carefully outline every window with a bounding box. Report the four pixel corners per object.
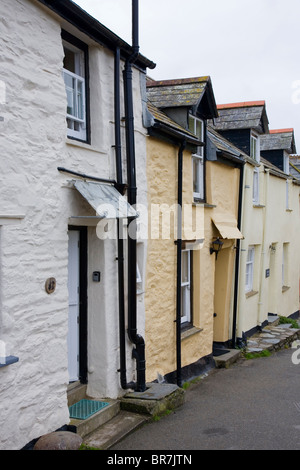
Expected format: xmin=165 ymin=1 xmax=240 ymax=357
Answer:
xmin=283 ymin=152 xmax=290 ymax=174
xmin=189 ymin=115 xmax=205 ymax=200
xmin=253 ymin=168 xmax=259 ymax=204
xmin=282 ymin=243 xmax=289 ymax=287
xmin=245 ymin=246 xmax=255 ymax=293
xmin=63 ymin=34 xmax=88 ymax=141
xmin=181 ymin=250 xmax=192 ymax=324
xmin=250 ymin=133 xmax=260 ymax=162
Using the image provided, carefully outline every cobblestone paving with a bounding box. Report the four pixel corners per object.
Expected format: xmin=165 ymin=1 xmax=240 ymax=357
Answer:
xmin=246 ymin=319 xmax=300 ymax=353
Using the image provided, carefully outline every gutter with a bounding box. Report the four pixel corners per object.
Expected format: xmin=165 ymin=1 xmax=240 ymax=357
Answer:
xmin=37 ymin=0 xmax=156 ymax=71
xmin=114 ymin=47 xmax=132 ymax=390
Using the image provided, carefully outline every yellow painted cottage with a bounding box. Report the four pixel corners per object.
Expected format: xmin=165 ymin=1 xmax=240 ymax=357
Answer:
xmin=143 ymin=78 xmax=245 ymax=384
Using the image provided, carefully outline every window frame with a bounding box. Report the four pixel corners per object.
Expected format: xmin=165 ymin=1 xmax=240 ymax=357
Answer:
xmin=188 ymin=115 xmax=205 ymax=201
xmin=250 ymin=132 xmax=260 ymax=162
xmin=245 ymin=246 xmax=255 ymax=293
xmin=62 ymin=30 xmax=90 ymax=144
xmin=283 ymin=152 xmax=290 ymax=174
xmin=181 ymin=249 xmax=192 ymax=324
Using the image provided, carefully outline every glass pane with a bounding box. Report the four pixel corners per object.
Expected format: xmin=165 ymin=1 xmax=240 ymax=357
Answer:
xmin=193 ymin=158 xmax=199 ymax=193
xmin=64 ymin=73 xmax=76 ymax=117
xmin=77 ymin=81 xmax=83 ymax=120
xmin=251 ymin=136 xmax=257 ymax=159
xmin=63 ymin=48 xmax=76 ymax=73
xmin=247 ymin=248 xmax=254 ymax=262
xmin=182 ymin=251 xmax=189 ymax=284
xmin=188 ymin=116 xmax=195 ymax=133
xmin=196 ymin=119 xmax=203 ymax=139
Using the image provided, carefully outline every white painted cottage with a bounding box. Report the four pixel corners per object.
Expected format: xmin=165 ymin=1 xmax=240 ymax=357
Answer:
xmin=0 ymin=0 xmax=155 ymax=449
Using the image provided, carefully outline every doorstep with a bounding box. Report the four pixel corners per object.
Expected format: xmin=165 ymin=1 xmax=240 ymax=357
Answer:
xmin=213 ymin=349 xmax=242 ymax=369
xmin=69 ymin=399 xmax=120 ymax=439
xmin=81 ymin=383 xmax=185 ymax=450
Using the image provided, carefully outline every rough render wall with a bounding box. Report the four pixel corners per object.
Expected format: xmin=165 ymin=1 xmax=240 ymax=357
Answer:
xmin=145 ymin=138 xmax=215 ymax=382
xmin=0 ymin=0 xmax=148 ymax=449
xmin=237 ymin=164 xmax=300 ymax=337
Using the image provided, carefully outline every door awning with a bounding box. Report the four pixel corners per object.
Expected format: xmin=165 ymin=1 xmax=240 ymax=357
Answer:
xmin=212 ymin=215 xmax=244 ymax=240
xmin=73 ymin=180 xmax=137 ymax=219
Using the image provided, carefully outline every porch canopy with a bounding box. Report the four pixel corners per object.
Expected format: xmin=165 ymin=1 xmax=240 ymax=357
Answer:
xmin=72 ymin=180 xmax=137 ymax=219
xmin=212 ymin=215 xmax=243 ymax=240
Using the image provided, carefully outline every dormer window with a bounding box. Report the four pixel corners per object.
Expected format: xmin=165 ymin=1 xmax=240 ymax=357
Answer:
xmin=250 ymin=132 xmax=260 ymax=162
xmin=63 ymin=37 xmax=88 ymax=142
xmin=189 ymin=115 xmax=205 ymax=201
xmin=283 ymin=152 xmax=290 ymax=174
xmin=189 ymin=115 xmax=204 ymax=156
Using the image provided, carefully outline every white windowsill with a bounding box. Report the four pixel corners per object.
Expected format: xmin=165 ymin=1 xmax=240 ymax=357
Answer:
xmin=66 ymin=138 xmax=106 ymax=155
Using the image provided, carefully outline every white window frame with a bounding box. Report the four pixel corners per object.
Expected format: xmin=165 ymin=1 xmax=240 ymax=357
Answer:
xmin=283 ymin=152 xmax=290 ymax=174
xmin=192 ymin=154 xmax=204 ymax=200
xmin=245 ymin=246 xmax=255 ymax=293
xmin=63 ymin=41 xmax=87 ymax=141
xmin=253 ymin=168 xmax=259 ymax=204
xmin=189 ymin=115 xmax=205 ymax=200
xmin=181 ymin=250 xmax=192 ymax=324
xmin=250 ymin=132 xmax=260 ymax=162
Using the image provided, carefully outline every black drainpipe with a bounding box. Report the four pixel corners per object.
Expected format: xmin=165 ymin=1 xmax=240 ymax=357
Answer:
xmin=122 ymin=0 xmax=146 ymax=392
xmin=114 ymin=46 xmax=130 ymax=390
xmin=231 ymin=161 xmax=245 ymax=348
xmin=176 ymin=140 xmax=186 ymax=388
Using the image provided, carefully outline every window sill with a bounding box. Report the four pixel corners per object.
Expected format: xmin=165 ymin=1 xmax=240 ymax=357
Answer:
xmin=0 ymin=356 xmax=19 ymax=368
xmin=181 ymin=326 xmax=203 ymax=340
xmin=245 ymin=290 xmax=258 ymax=298
xmin=282 ymin=285 xmax=290 ymax=293
xmin=66 ymin=138 xmax=106 ymax=155
xmin=193 ymin=202 xmax=216 ymax=209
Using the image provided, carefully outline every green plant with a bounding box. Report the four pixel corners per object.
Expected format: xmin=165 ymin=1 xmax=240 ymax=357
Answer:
xmin=152 ymin=409 xmax=172 ymax=422
xmin=79 ymin=443 xmax=100 ymax=450
xmin=279 ymin=316 xmax=299 ymax=329
xmin=243 ymin=349 xmax=271 ymax=360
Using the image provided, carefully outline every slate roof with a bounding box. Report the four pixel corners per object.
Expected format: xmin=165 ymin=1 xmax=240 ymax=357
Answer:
xmin=260 ymin=129 xmax=296 ymax=154
xmin=146 ymin=76 xmax=218 ymax=118
xmin=146 ymin=101 xmax=201 ymax=144
xmin=207 ymin=125 xmax=248 ymax=163
xmin=211 ymin=101 xmax=269 ymax=134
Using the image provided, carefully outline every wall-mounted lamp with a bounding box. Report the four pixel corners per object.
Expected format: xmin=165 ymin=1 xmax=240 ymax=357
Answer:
xmin=210 ymin=238 xmax=224 ymax=260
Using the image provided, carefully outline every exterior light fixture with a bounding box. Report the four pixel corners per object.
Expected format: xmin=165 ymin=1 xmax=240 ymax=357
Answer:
xmin=210 ymin=238 xmax=224 ymax=260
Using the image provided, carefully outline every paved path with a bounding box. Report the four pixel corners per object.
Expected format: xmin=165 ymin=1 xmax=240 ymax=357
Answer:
xmin=112 ymin=347 xmax=300 ymax=450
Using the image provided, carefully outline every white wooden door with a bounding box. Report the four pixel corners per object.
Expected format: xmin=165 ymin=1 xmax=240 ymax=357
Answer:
xmin=68 ymin=230 xmax=80 ymax=382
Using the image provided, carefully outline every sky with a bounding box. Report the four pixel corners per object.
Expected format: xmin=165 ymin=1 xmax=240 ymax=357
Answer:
xmin=73 ymin=0 xmax=300 ymax=152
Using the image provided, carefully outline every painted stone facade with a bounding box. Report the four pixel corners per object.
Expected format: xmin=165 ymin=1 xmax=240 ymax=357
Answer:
xmin=0 ymin=0 xmax=150 ymax=450
xmin=236 ymin=159 xmax=300 ymax=339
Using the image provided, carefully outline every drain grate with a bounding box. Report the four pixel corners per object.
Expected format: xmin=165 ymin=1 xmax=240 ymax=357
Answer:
xmin=69 ymin=399 xmax=109 ymax=420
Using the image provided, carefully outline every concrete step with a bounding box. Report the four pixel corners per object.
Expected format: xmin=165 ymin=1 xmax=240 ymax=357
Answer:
xmin=69 ymin=399 xmax=120 ymax=439
xmin=213 ymin=349 xmax=241 ymax=369
xmin=83 ymin=410 xmax=148 ymax=450
xmin=67 ymin=382 xmax=87 ymax=407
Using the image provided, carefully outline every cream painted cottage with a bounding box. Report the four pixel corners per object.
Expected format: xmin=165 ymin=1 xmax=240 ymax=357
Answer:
xmin=212 ymin=102 xmax=300 ymax=344
xmin=0 ymin=0 xmax=155 ymax=449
